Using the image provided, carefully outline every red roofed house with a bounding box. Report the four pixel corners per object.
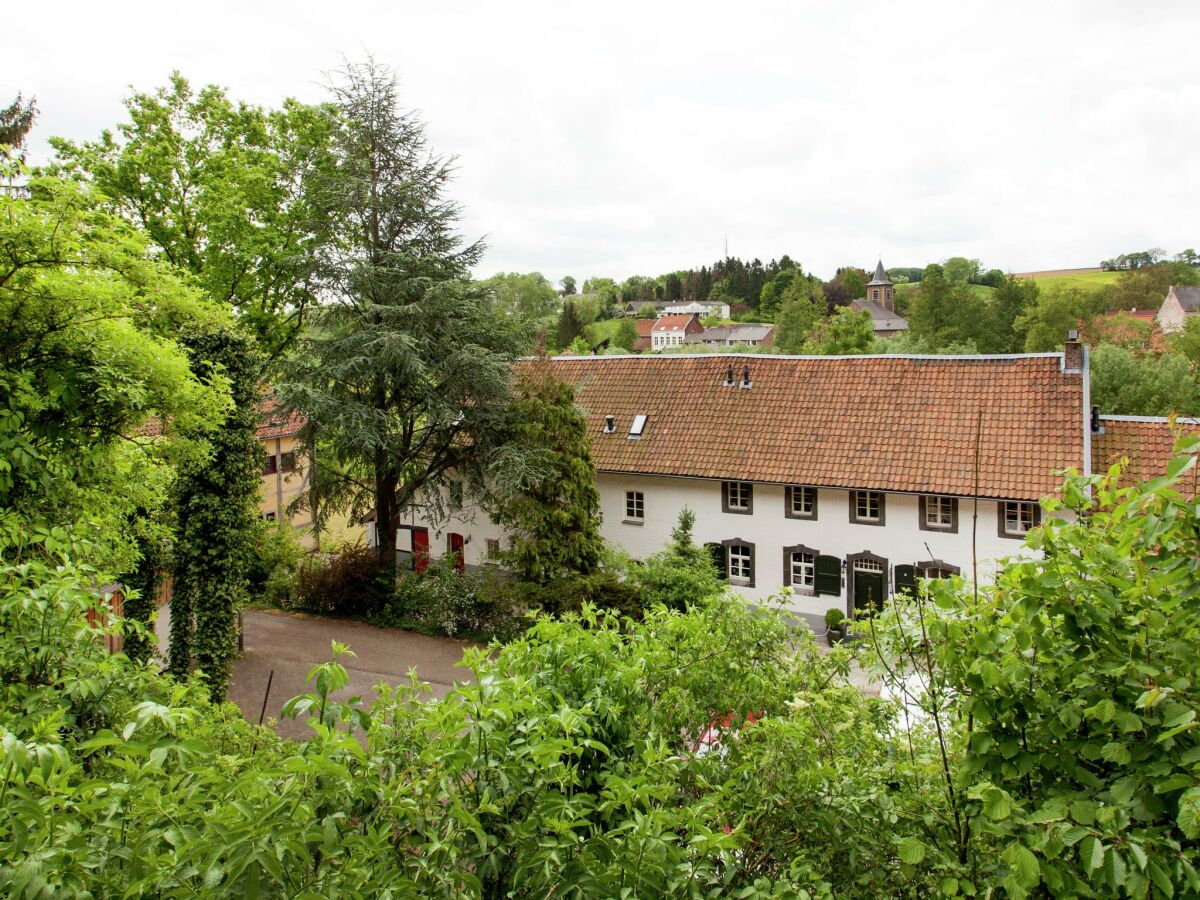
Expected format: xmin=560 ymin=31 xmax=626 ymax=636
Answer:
xmin=632 ymin=319 xmax=654 ymax=353
xmin=374 ymin=338 xmax=1165 ymax=625
xmin=651 ymin=313 xmax=703 ymax=351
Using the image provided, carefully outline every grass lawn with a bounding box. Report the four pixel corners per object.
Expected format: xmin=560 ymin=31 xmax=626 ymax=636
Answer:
xmin=894 ymin=282 xmax=995 ymax=302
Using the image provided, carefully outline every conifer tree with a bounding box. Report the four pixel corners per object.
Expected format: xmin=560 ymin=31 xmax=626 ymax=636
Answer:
xmin=485 ymin=370 xmax=603 ymax=584
xmin=280 ymin=60 xmax=520 ymax=582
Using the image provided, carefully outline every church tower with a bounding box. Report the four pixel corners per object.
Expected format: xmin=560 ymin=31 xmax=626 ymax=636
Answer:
xmin=866 ymin=260 xmax=894 ymax=311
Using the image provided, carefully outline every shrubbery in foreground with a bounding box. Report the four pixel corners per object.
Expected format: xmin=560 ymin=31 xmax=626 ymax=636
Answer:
xmin=1 ymin=444 xmax=1198 ymax=897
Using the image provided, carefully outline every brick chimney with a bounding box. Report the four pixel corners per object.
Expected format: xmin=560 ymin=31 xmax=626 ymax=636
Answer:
xmin=1063 ymin=330 xmax=1083 ymax=374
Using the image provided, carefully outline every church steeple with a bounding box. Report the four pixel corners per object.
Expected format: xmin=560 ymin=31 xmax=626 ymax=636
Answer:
xmin=866 ymin=259 xmax=894 ymax=311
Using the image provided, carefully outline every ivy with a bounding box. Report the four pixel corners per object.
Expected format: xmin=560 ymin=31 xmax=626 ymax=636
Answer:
xmin=168 ymin=328 xmax=262 ymax=701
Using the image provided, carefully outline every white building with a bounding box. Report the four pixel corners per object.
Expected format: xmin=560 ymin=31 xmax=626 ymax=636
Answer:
xmin=663 ymin=300 xmax=731 ymax=320
xmin=380 ymin=343 xmax=1118 ymax=623
xmin=1155 ymin=285 xmax=1200 ymax=333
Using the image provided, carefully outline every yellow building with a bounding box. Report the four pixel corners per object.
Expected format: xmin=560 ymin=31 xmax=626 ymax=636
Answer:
xmin=257 ymin=399 xmax=354 ymax=549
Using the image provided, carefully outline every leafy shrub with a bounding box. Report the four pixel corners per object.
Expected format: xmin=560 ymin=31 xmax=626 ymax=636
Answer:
xmin=294 ymin=542 xmax=389 ymax=618
xmin=371 ymin=556 xmax=523 ymax=640
xmin=491 ymin=568 xmax=642 ymax=619
xmin=824 ymin=607 xmax=845 ymax=628
xmin=629 ymin=507 xmax=724 ymax=611
xmin=246 ymin=520 xmax=305 ymax=608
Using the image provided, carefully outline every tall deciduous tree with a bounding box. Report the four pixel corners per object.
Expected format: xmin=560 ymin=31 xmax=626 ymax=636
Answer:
xmin=802 ymin=307 xmax=876 ymax=355
xmin=280 ymin=60 xmax=521 ymax=579
xmin=168 ymin=328 xmax=262 ymax=701
xmin=560 ymin=274 xmax=576 ymax=296
xmin=52 ymin=73 xmax=337 ymax=359
xmin=981 ymin=275 xmax=1039 ymax=353
xmin=907 ymin=264 xmax=987 ymax=349
xmin=485 ymin=370 xmax=603 ymax=584
xmin=0 ymin=167 xmax=227 ymax=571
xmin=1015 ymin=285 xmax=1104 ymax=352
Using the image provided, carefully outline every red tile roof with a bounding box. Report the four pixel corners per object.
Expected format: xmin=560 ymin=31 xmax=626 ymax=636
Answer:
xmin=652 ymin=314 xmax=701 ymax=332
xmin=635 ymin=320 xmax=655 ymax=338
xmin=257 ymin=397 xmax=305 ymax=440
xmin=522 ymin=354 xmax=1084 ymax=501
xmin=1093 ymin=416 xmax=1200 ymax=496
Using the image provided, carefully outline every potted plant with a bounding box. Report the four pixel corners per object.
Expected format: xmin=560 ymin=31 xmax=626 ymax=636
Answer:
xmin=824 ymin=607 xmax=846 ymax=645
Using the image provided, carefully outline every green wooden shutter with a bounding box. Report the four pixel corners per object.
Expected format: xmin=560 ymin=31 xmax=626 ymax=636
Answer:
xmin=815 ymin=555 xmax=841 ymax=596
xmin=894 ymin=564 xmax=917 ymax=597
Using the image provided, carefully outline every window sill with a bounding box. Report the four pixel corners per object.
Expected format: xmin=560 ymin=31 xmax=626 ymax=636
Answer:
xmin=788 ymin=586 xmax=816 ymax=597
xmin=729 ymin=577 xmax=751 ymax=588
xmin=999 ymin=530 xmax=1030 ymax=540
xmin=851 ymin=518 xmax=885 ymax=527
xmin=622 ymin=518 xmax=644 ymax=526
xmin=785 ymin=513 xmax=817 ymax=521
xmin=723 ymin=507 xmax=752 ymax=515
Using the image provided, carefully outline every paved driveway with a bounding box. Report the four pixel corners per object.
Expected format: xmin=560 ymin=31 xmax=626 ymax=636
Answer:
xmin=156 ymin=607 xmax=479 ymax=740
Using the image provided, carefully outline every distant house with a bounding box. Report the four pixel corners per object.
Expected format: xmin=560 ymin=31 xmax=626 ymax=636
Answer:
xmin=1080 ymin=309 xmax=1163 ymax=352
xmin=651 ymin=313 xmax=704 ymax=350
xmin=1156 ymin=285 xmax=1200 ymax=333
xmin=692 ymin=323 xmax=775 ymax=349
xmin=850 ymin=261 xmax=909 ymax=337
xmin=664 ymin=300 xmax=731 ymax=320
xmin=632 ymin=319 xmax=654 ymax=352
xmin=623 ymin=299 xmax=665 ymax=318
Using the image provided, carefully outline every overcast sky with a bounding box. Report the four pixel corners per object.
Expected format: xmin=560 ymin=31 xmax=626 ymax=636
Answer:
xmin=6 ymin=1 xmax=1198 ymax=283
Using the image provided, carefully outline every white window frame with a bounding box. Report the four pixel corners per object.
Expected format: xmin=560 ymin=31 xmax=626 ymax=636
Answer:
xmin=725 ymin=481 xmax=752 ymax=512
xmin=790 ymin=551 xmax=815 ymax=590
xmin=485 ymin=538 xmax=502 ymax=563
xmin=789 ymin=485 xmax=816 ymax=518
xmin=1003 ymin=501 xmax=1036 ymax=536
xmin=854 ymin=490 xmax=883 ymax=523
xmin=625 ymin=490 xmax=644 ymax=522
xmin=924 ymin=495 xmax=954 ymax=529
xmin=728 ymin=544 xmax=752 ymax=584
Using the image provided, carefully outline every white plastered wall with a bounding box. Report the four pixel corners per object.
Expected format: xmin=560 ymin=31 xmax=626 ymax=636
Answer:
xmin=383 ymin=474 xmax=1042 ymax=620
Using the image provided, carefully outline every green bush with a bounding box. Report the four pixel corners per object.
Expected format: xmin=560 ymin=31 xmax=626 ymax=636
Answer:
xmin=246 ymin=520 xmax=306 ymax=608
xmin=371 ymin=556 xmax=523 ymax=640
xmin=294 ymin=542 xmax=389 ymax=618
xmin=824 ymin=607 xmax=845 ymax=628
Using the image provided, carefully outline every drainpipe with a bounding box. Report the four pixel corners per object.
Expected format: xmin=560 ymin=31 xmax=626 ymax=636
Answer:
xmin=1081 ymin=344 xmax=1092 ymax=497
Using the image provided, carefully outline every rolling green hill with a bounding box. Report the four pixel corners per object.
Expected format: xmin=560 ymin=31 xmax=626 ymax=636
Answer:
xmin=1021 ymin=270 xmax=1120 ymax=292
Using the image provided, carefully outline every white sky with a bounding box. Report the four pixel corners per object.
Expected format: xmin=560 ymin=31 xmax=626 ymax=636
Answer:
xmin=6 ymin=0 xmax=1198 ymax=283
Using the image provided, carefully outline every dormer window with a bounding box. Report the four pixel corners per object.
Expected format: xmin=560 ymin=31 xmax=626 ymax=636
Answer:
xmin=628 ymin=414 xmax=647 ymax=439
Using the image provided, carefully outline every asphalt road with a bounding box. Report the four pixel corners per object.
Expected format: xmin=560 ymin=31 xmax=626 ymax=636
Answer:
xmin=156 ymin=606 xmax=479 ymax=740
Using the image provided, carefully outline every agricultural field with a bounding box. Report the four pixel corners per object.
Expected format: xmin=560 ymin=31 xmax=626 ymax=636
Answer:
xmin=1018 ymin=269 xmax=1121 ymax=293
xmin=894 ymin=281 xmax=995 ymax=304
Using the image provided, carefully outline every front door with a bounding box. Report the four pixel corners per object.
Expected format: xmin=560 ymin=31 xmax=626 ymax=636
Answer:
xmin=448 ymin=532 xmax=465 ymax=574
xmin=851 ymin=556 xmax=886 ymax=615
xmin=412 ymin=527 xmax=430 ymax=574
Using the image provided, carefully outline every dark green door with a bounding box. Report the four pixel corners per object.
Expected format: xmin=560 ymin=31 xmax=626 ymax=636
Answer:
xmin=854 ymin=569 xmax=885 ymax=613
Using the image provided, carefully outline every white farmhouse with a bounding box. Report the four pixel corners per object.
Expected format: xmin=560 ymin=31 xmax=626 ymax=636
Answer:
xmin=378 ymin=341 xmax=1115 ymax=624
xmin=1155 ymin=285 xmax=1200 ymax=333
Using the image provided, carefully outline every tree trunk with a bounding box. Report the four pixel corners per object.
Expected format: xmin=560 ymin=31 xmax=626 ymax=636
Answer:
xmin=375 ymin=460 xmax=399 ymax=582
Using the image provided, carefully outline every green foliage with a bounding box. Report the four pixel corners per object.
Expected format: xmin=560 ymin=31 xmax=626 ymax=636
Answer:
xmin=371 ymin=556 xmax=522 ymax=640
xmin=824 ymin=607 xmax=845 ymax=628
xmin=981 ymin=275 xmax=1040 ymax=353
xmin=612 ymin=317 xmax=638 ymax=350
xmin=630 ymin=508 xmax=723 ymax=610
xmin=486 ymin=370 xmax=603 ymax=583
xmin=942 ymin=256 xmax=980 ymax=284
xmin=907 ymin=264 xmax=989 ymax=349
xmin=1090 ymin=344 xmax=1200 ymax=416
xmin=803 ymin=307 xmax=877 ymax=355
xmin=294 ymin=542 xmax=389 ymax=618
xmin=0 ymin=168 xmax=227 ymax=572
xmin=481 ymin=271 xmax=560 ymax=347
xmin=773 ymin=290 xmax=825 ymax=353
xmin=247 ymin=519 xmax=306 ymax=608
xmin=865 ymin=436 xmax=1200 ymax=897
xmin=51 ymin=72 xmax=337 ymax=360
xmin=1103 ymin=261 xmax=1200 ymax=312
xmin=560 ymin=274 xmax=576 ymax=295
xmin=875 ymin=331 xmax=980 ymax=355
xmin=1016 ymin=285 xmax=1106 ymax=352
xmin=169 ymin=328 xmax=263 ymax=702
xmin=0 ymin=94 xmax=37 ymax=155
xmin=279 ymin=60 xmax=521 ymax=582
